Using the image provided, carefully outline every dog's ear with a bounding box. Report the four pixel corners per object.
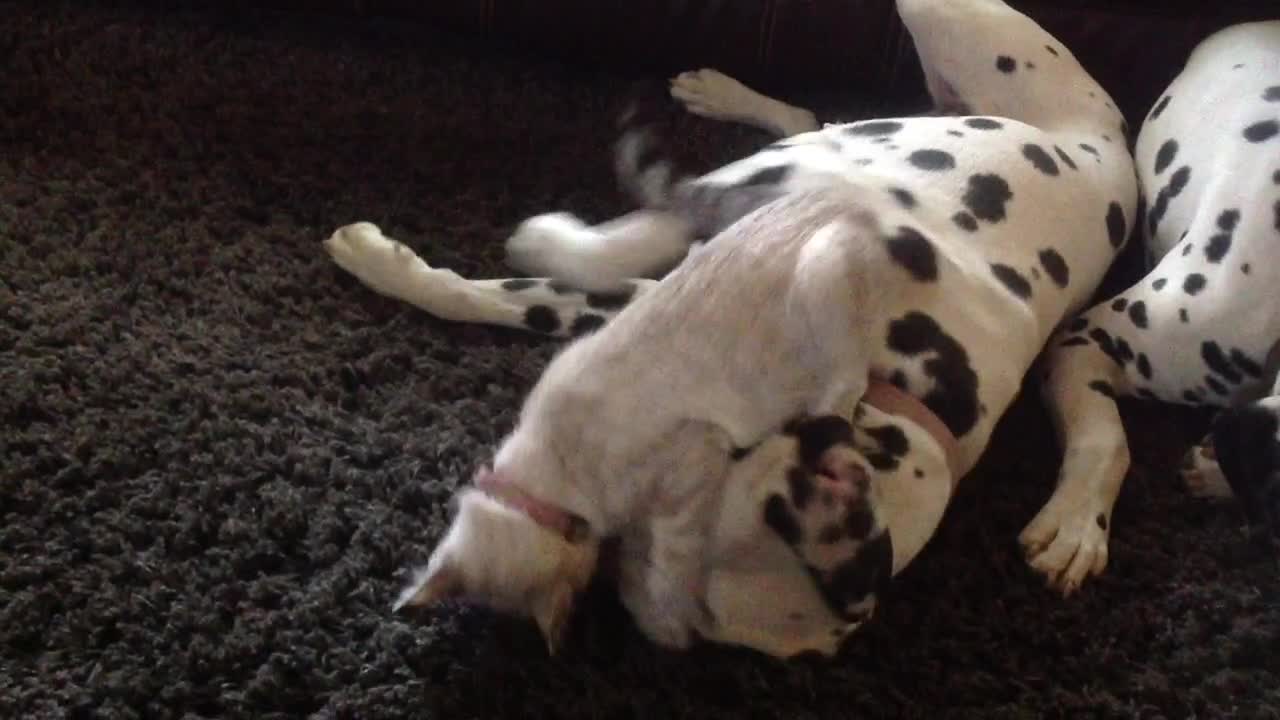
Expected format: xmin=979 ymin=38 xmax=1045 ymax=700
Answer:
xmin=533 ymin=581 xmax=575 ymax=655
xmin=392 ymin=561 xmax=463 ymax=612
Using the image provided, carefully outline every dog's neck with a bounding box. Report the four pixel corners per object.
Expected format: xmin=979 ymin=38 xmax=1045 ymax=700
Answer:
xmin=862 ymin=380 xmax=963 ymax=485
xmin=474 ymin=467 xmax=591 ymax=543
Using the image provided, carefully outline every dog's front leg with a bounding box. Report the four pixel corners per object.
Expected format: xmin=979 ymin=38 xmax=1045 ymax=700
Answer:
xmin=669 ymin=69 xmax=820 ymax=138
xmin=1022 ymin=340 xmax=1131 ymax=596
xmin=324 ymin=222 xmax=656 ymax=337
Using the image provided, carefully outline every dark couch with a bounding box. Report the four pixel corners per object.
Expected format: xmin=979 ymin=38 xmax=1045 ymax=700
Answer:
xmin=241 ymin=0 xmax=1278 ymax=122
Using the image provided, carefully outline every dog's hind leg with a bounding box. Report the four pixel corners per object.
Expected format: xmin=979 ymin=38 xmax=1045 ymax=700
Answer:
xmin=324 ymin=222 xmax=655 ymax=337
xmin=668 ymin=69 xmax=820 ymax=137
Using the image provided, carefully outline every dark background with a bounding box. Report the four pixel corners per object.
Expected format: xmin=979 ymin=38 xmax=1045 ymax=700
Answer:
xmin=2 ymin=1 xmax=1277 ymax=718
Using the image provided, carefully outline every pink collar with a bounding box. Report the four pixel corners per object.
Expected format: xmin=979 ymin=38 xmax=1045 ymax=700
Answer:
xmin=473 ymin=467 xmax=590 ymax=543
xmin=862 ymin=380 xmax=964 ymax=484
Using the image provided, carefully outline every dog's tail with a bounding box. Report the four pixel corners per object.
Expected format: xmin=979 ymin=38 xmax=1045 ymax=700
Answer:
xmin=613 ymin=105 xmax=784 ymax=238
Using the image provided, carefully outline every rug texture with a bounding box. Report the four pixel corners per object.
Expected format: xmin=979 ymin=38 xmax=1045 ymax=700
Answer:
xmin=2 ymin=2 xmax=1277 ymax=719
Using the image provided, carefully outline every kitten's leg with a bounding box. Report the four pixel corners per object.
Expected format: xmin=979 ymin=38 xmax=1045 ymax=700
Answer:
xmin=324 ymin=222 xmax=655 ymax=337
xmin=504 ymin=210 xmax=695 ymax=293
xmin=669 ymin=69 xmax=820 ymax=137
xmin=619 ymin=428 xmax=732 ymax=649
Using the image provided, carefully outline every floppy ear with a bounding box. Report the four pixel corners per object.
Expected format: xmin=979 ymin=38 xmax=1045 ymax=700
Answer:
xmin=533 ymin=581 xmax=575 ymax=655
xmin=392 ymin=561 xmax=464 ymax=612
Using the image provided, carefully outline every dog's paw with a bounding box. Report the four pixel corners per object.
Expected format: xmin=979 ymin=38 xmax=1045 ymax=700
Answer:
xmin=504 ymin=213 xmax=596 ymax=278
xmin=324 ymin=222 xmax=427 ymax=299
xmin=1019 ymin=499 xmax=1110 ymax=597
xmin=669 ymin=69 xmax=816 ymax=136
xmin=1180 ymin=435 xmax=1235 ymax=499
xmin=669 ymin=69 xmax=760 ymax=121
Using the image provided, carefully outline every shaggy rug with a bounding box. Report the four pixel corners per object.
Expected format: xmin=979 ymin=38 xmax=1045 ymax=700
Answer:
xmin=2 ymin=2 xmax=1277 ymax=718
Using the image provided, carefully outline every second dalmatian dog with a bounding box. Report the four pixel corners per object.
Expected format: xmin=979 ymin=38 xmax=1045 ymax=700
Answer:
xmin=327 ymin=0 xmax=1137 ymax=656
xmin=1041 ymin=21 xmax=1280 ymax=552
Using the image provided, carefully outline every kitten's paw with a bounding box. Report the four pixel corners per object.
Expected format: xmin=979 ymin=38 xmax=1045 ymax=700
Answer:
xmin=1179 ymin=435 xmax=1234 ymax=499
xmin=324 ymin=222 xmax=427 ymax=299
xmin=504 ymin=213 xmax=596 ymax=278
xmin=619 ymin=565 xmax=711 ymax=650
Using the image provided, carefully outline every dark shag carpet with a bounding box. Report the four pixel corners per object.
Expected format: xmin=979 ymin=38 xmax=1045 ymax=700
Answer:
xmin=2 ymin=2 xmax=1278 ymax=718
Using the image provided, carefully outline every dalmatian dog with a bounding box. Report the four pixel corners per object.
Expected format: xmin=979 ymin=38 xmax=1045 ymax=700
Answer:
xmin=327 ymin=0 xmax=1136 ymax=656
xmin=1041 ymin=20 xmax=1280 ymax=556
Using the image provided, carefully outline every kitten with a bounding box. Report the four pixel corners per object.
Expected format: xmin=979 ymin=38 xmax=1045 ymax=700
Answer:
xmin=393 ymin=186 xmax=894 ymax=650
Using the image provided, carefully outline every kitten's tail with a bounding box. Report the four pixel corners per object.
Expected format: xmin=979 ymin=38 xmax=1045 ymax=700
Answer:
xmin=613 ymin=105 xmax=782 ymax=238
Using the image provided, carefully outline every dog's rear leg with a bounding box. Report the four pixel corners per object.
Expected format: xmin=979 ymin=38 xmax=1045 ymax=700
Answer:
xmin=324 ymin=222 xmax=655 ymax=337
xmin=1022 ymin=338 xmax=1132 ymax=596
xmin=669 ymin=69 xmax=820 ymax=137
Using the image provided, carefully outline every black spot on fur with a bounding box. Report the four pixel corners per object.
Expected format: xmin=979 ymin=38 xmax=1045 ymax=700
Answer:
xmin=889 ymin=187 xmax=916 ymax=209
xmin=1205 ymin=375 xmax=1231 ymax=396
xmin=885 ymin=227 xmax=938 ymax=282
xmin=1263 ymin=87 xmax=1280 ymax=101
xmin=1153 ymin=139 xmax=1178 ymax=174
xmin=1204 ymin=228 xmax=1234 ymax=265
xmin=1137 ymin=353 xmax=1153 ymax=380
xmin=741 ymin=165 xmax=792 ymax=186
xmin=1153 ymin=278 xmax=1167 ymax=291
xmin=787 ymin=467 xmax=815 ymax=510
xmin=764 ymin=494 xmax=803 ymax=545
xmin=1046 ymin=45 xmax=1059 ymax=56
xmin=1025 ymin=61 xmax=1036 ymax=70
xmin=885 ymin=312 xmax=981 ymax=437
xmin=1231 ymin=349 xmax=1263 ymax=379
xmin=1096 ymin=514 xmax=1108 ymax=530
xmin=1068 ymin=317 xmax=1088 ymax=333
xmin=1039 ymin=249 xmax=1069 ymax=288
xmin=1150 ymin=95 xmax=1171 ymax=119
xmin=962 ymin=173 xmax=1013 ymax=223
xmin=785 ymin=415 xmax=855 ymax=470
xmin=866 ymin=424 xmax=910 ymax=459
xmin=1180 ymin=308 xmax=1190 ymax=323
xmin=570 ymin=314 xmax=607 ymax=336
xmin=964 ymin=117 xmax=1003 ymax=130
xmin=990 ymin=264 xmax=1032 ymax=299
xmin=890 ymin=370 xmax=909 ymax=390
xmin=846 ymin=120 xmax=904 ymax=136
xmin=1244 ymin=120 xmax=1280 ymax=143
xmin=816 ymin=532 xmax=893 ymax=622
xmin=1079 ymin=143 xmax=1100 ymax=159
xmin=1089 ymin=328 xmax=1131 ymax=369
xmin=1274 ymin=199 xmax=1280 ymax=232
xmin=947 ymin=129 xmax=964 ymax=137
xmin=1053 ymin=146 xmax=1078 ymax=171
xmin=1148 ymin=166 xmax=1192 ymax=235
xmin=1089 ymin=381 xmax=1117 ymax=399
xmin=996 ymin=56 xmax=1017 ymax=73
xmin=952 ymin=211 xmax=979 ymax=232
xmin=524 ymin=305 xmax=560 ymax=334
xmin=1022 ymin=144 xmax=1060 ymax=176
xmin=730 ymin=446 xmax=754 ymax=461
xmin=1203 ymin=341 xmax=1244 ymax=385
xmin=1183 ymin=273 xmax=1207 ymax=295
xmin=585 ymin=283 xmax=636 ymax=310
xmin=1243 ymin=263 xmax=1252 ymax=274
xmin=501 ymin=279 xmax=538 ymax=291
xmin=1106 ymin=202 xmax=1127 ymax=248
xmin=908 ymin=149 xmax=956 ymax=171
xmin=547 ymin=279 xmax=577 ymax=295
xmin=1060 ymin=336 xmax=1090 ymax=348
xmin=1128 ymin=301 xmax=1148 ymax=329
xmin=1112 ymin=298 xmax=1128 ymax=312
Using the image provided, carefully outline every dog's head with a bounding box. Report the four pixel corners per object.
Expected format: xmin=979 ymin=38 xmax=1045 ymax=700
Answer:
xmin=697 ymin=406 xmax=954 ymax=658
